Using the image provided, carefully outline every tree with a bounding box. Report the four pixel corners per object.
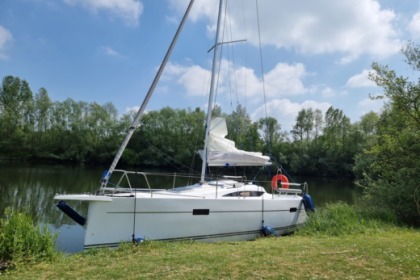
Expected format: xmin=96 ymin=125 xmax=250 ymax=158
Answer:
xmin=353 ymin=111 xmax=380 ymax=152
xmin=258 ymin=117 xmax=281 ymax=155
xmin=291 ymin=110 xmax=305 ymax=142
xmin=313 ymin=109 xmax=323 ymax=139
xmin=309 ymin=106 xmax=354 ymax=177
xmin=291 ymin=108 xmax=314 ymax=141
xmin=130 ymin=107 xmax=205 ymax=169
xmin=0 ymin=76 xmax=32 ymax=133
xmin=224 ymin=104 xmax=253 ymax=150
xmin=0 ymin=76 xmax=34 ymax=157
xmin=34 ymin=88 xmax=52 ymax=133
xmin=355 ymin=43 xmax=420 ymax=226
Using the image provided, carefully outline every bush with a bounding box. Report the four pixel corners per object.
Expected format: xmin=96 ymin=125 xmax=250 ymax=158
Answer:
xmin=297 ymin=202 xmax=395 ymax=236
xmin=0 ymin=208 xmax=58 ymax=268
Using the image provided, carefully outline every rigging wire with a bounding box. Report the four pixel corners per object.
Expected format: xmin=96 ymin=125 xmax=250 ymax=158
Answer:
xmin=236 ymin=0 xmax=249 ymax=151
xmin=212 ymin=0 xmax=229 ymax=113
xmin=255 ymin=0 xmax=268 ymax=121
xmin=254 ymin=1 xmax=269 ymax=226
xmin=255 ymin=0 xmax=273 ymax=160
xmin=224 ymin=1 xmax=240 ymax=115
xmin=224 ymin=0 xmax=242 ymax=150
xmin=138 ymin=137 xmax=200 ymax=175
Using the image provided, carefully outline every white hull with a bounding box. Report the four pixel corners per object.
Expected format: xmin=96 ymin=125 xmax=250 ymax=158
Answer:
xmin=56 ymin=180 xmax=308 ymax=249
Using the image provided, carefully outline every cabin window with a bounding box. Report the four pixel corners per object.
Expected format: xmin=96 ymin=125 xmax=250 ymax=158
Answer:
xmin=193 ymin=209 xmax=210 ymax=215
xmin=223 ymin=191 xmax=264 ymax=197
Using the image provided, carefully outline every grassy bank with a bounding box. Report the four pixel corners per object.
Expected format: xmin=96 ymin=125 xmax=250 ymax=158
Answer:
xmin=1 ymin=204 xmax=419 ymax=279
xmin=1 ymin=229 xmax=418 ymax=279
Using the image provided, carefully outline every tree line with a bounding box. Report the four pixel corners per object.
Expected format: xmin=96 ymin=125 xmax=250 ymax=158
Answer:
xmin=0 ymin=75 xmax=374 ymax=178
xmin=1 ymin=44 xmax=418 ymax=225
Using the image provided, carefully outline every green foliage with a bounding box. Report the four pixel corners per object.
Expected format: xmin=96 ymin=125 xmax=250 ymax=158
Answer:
xmin=354 ymin=42 xmax=420 ymax=226
xmin=297 ymin=202 xmax=396 ymax=236
xmin=0 ymin=76 xmax=34 ymax=158
xmin=276 ymin=106 xmax=360 ymax=178
xmin=258 ymin=117 xmax=282 ymax=154
xmin=131 ymin=106 xmax=205 ymax=169
xmin=224 ymin=104 xmax=263 ymax=152
xmin=291 ymin=108 xmax=314 ymax=141
xmin=0 ymin=74 xmax=366 ymax=178
xmin=0 ymin=208 xmax=58 ymax=266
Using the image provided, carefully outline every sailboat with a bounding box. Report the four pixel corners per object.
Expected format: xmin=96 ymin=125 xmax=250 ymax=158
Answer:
xmin=54 ymin=0 xmax=314 ymax=249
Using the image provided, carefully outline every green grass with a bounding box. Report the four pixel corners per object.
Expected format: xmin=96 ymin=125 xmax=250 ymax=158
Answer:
xmin=1 ymin=204 xmax=419 ymax=279
xmin=296 ymin=202 xmax=397 ymax=236
xmin=2 ymin=229 xmax=419 ymax=279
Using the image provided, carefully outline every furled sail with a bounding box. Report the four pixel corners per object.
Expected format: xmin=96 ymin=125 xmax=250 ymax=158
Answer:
xmin=200 ymin=117 xmax=271 ymax=166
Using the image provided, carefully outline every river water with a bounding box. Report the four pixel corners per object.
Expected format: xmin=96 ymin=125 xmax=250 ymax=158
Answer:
xmin=0 ymin=162 xmax=360 ymax=253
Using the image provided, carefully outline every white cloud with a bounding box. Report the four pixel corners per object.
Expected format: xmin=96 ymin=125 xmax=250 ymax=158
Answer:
xmin=321 ymin=87 xmax=335 ymax=98
xmin=357 ymin=96 xmax=386 ymax=116
xmin=168 ymin=0 xmax=216 ymax=22
xmin=251 ymin=98 xmax=331 ymax=132
xmin=64 ymin=0 xmax=143 ymax=26
xmin=346 ymin=69 xmax=377 ymax=88
xmin=164 ymin=60 xmax=309 ymax=103
xmin=164 ymin=62 xmax=211 ymax=96
xmin=170 ymin=0 xmax=401 ymax=62
xmin=265 ymin=63 xmax=308 ymax=97
xmin=408 ymin=12 xmax=420 ymax=39
xmin=339 ymin=90 xmax=348 ymax=97
xmin=125 ymin=106 xmax=139 ymax=114
xmin=162 ymin=60 xmax=313 ymax=129
xmin=179 ymin=65 xmax=211 ymax=96
xmin=101 ymin=46 xmax=125 ymax=58
xmin=0 ymin=26 xmax=13 ymax=60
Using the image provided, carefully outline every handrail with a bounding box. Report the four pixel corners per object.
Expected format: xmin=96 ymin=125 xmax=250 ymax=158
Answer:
xmin=111 ymin=170 xmax=152 ymax=195
xmin=276 ymin=188 xmax=302 ymax=194
xmin=284 ymin=182 xmax=302 ymax=187
xmin=108 ymin=169 xmax=306 ymax=198
xmin=149 ymin=191 xmax=205 ymax=198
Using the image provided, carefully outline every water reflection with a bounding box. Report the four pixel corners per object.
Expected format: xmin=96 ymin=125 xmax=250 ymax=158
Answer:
xmin=0 ymin=162 xmax=360 ymax=252
xmin=47 ymin=224 xmax=85 ymax=253
xmin=295 ymin=176 xmax=361 ymax=206
xmin=0 ymin=162 xmax=101 ymax=225
xmin=0 ymin=162 xmax=105 ymax=252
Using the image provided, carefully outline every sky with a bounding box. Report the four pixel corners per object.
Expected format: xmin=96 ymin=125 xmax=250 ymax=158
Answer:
xmin=0 ymin=0 xmax=419 ymax=132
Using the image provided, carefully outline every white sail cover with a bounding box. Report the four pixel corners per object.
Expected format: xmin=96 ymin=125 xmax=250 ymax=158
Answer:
xmin=200 ymin=117 xmax=271 ymax=167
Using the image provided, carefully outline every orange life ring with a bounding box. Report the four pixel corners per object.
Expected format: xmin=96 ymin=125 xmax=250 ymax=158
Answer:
xmin=271 ymin=174 xmax=289 ymax=190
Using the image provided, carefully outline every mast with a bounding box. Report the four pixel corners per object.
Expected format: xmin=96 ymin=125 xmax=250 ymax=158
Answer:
xmin=100 ymin=0 xmax=196 ymax=190
xmin=200 ymin=0 xmax=224 ymax=183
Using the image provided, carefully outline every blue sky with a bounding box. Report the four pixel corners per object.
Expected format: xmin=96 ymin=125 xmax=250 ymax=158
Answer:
xmin=0 ymin=0 xmax=419 ymax=132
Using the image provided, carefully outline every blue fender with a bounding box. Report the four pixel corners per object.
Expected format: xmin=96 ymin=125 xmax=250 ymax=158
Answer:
xmin=302 ymin=193 xmax=315 ymax=212
xmin=262 ymin=226 xmax=278 ymax=237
